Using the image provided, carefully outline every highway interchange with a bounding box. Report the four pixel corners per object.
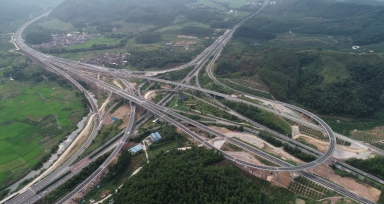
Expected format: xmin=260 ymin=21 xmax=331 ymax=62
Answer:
xmin=1 ymin=3 xmax=380 ymax=204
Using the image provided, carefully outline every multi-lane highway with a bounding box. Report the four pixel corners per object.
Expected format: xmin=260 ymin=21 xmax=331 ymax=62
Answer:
xmin=3 ymin=3 xmax=377 ymax=203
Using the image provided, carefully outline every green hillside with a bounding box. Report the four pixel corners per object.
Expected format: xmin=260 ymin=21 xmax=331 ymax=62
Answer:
xmin=112 ymin=148 xmax=296 ymax=203
xmin=213 ymin=0 xmax=384 ymax=118
xmin=246 ymin=0 xmax=384 ymax=45
xmin=51 ymin=0 xmax=196 ymax=26
xmin=0 ymin=0 xmax=62 ymax=33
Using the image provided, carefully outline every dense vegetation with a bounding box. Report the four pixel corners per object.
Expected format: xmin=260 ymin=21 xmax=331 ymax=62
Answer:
xmin=135 ymin=33 xmax=162 ymax=44
xmin=258 ymin=130 xmax=283 ymax=147
xmin=222 ymin=101 xmax=291 ymax=136
xmin=127 ymin=48 xmax=203 ymax=69
xmin=296 ymin=51 xmax=384 ymax=117
xmin=52 ymin=0 xmax=182 ymax=24
xmin=345 ymin=157 xmax=384 ymax=180
xmin=208 ymin=0 xmax=384 ymax=118
xmin=249 ymin=0 xmax=384 ymax=45
xmin=215 ymin=41 xmax=384 ymax=117
xmin=2 ymin=57 xmax=74 ymax=87
xmin=0 ymin=189 xmax=10 ymax=201
xmin=48 ymin=0 xmax=259 ymax=33
xmin=105 ymin=150 xmax=131 ymax=183
xmin=50 ymin=0 xmax=229 ymax=28
xmin=112 ymin=148 xmax=295 ymax=203
xmin=0 ymin=0 xmax=61 ymax=33
xmin=25 ymin=32 xmax=52 ymax=45
xmin=283 ymin=144 xmax=316 ymax=162
xmin=233 ymin=21 xmax=277 ymax=40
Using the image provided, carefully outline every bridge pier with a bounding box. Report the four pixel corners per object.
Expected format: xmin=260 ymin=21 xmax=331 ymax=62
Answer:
xmin=260 ymin=170 xmax=265 ymax=178
xmin=273 ymin=171 xmax=279 ymax=180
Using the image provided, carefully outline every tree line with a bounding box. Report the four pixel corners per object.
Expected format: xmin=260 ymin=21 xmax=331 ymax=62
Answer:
xmin=345 ymin=157 xmax=384 ymax=180
xmin=283 ymin=144 xmax=316 ymax=162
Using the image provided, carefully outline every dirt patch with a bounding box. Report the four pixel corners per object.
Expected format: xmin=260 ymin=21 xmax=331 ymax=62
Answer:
xmin=227 ymin=132 xmax=267 ymax=148
xmin=122 ymin=142 xmax=138 ymax=151
xmin=294 ymin=135 xmax=371 ymax=159
xmin=173 ymin=40 xmax=198 ymax=47
xmin=213 ymin=140 xmax=225 ymax=149
xmin=225 ymin=151 xmax=265 ymax=166
xmin=293 ymin=135 xmax=329 ymax=153
xmin=265 ymin=145 xmax=305 ymax=164
xmin=113 ymin=80 xmax=123 ymax=90
xmin=144 ymin=90 xmax=156 ymax=101
xmin=275 ymin=171 xmax=292 ymax=188
xmin=299 ymin=114 xmax=311 ymax=123
xmin=103 ymin=103 xmax=131 ymax=126
xmin=98 ymin=92 xmax=111 ymax=118
xmin=315 ymin=164 xmax=380 ymax=202
xmin=209 ymin=126 xmax=231 ymax=134
xmin=292 ymin=125 xmax=300 ymax=137
xmin=212 ymin=127 xmax=305 ymax=164
xmin=177 ymin=35 xmax=198 ymax=39
xmin=160 ymin=85 xmax=172 ymax=89
xmin=221 ymin=143 xmax=237 ymax=151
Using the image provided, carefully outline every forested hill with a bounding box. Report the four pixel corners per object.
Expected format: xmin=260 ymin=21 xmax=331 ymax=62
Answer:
xmin=0 ymin=0 xmax=62 ymax=33
xmin=215 ymin=45 xmax=384 ymax=117
xmin=50 ymin=0 xmax=199 ymax=27
xmin=112 ymin=148 xmax=295 ymax=203
xmin=250 ymin=0 xmax=384 ymax=45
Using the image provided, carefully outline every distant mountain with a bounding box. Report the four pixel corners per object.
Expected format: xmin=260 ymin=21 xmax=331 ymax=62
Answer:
xmin=333 ymin=0 xmax=384 ymax=6
xmin=50 ymin=0 xmax=196 ymax=26
xmin=0 ymin=0 xmax=62 ymax=33
xmin=254 ymin=0 xmax=384 ymax=45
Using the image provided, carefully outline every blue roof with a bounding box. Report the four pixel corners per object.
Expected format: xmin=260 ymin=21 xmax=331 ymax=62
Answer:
xmin=155 ymin=132 xmax=162 ymax=139
xmin=151 ymin=133 xmax=159 ymax=141
xmin=111 ymin=117 xmax=118 ymax=121
xmin=129 ymin=145 xmax=142 ymax=153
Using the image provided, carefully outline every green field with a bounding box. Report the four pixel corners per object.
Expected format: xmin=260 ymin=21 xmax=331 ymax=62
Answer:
xmin=0 ymin=78 xmax=86 ymax=187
